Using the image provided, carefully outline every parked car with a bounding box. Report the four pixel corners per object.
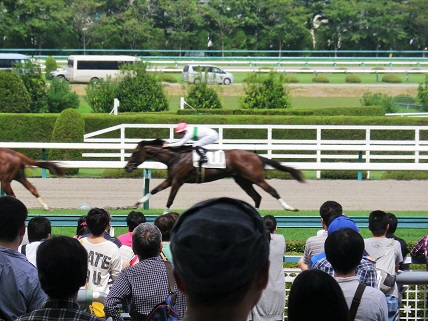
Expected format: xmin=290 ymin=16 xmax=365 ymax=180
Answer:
xmin=49 ymin=67 xmax=67 ymax=80
xmin=182 ymin=64 xmax=234 ymax=85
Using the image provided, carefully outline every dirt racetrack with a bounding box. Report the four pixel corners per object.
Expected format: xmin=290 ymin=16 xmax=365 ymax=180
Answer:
xmin=11 ymin=178 xmax=428 ymax=212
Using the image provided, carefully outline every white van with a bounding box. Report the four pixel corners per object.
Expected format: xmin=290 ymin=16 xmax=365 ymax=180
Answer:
xmin=0 ymin=53 xmax=30 ymax=70
xmin=182 ymin=64 xmax=234 ymax=85
xmin=66 ymin=55 xmax=139 ymax=83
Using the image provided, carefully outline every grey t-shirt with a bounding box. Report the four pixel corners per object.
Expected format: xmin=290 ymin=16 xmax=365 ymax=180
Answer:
xmin=336 ymin=276 xmax=388 ymax=321
xmin=303 ymin=230 xmax=327 ymax=264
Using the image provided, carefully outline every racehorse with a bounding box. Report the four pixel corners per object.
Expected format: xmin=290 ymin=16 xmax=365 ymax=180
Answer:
xmin=125 ymin=139 xmax=305 ymax=213
xmin=0 ymin=148 xmax=64 ymax=210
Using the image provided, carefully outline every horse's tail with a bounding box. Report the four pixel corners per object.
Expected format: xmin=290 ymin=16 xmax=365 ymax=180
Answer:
xmin=260 ymin=156 xmax=305 ymax=183
xmin=19 ymin=154 xmax=65 ymax=177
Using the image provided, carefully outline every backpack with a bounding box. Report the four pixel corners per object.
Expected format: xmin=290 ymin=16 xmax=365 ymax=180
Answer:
xmin=373 ymin=238 xmax=397 ymax=294
xmin=145 ymin=261 xmax=178 ymax=321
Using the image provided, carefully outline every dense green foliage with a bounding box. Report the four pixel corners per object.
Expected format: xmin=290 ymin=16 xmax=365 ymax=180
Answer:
xmin=0 ymin=0 xmax=426 ymax=53
xmin=312 ymin=76 xmax=330 ymax=83
xmin=48 ymin=109 xmax=85 ymax=175
xmin=382 ymin=74 xmax=402 ymax=83
xmin=417 ymin=75 xmax=428 ymax=111
xmin=46 ymin=78 xmax=80 ymax=113
xmin=116 ymin=63 xmax=168 ymax=112
xmin=185 ymin=82 xmax=223 ymax=109
xmin=283 ymin=75 xmax=299 ymax=83
xmin=0 ymin=70 xmax=31 ymax=113
xmin=361 ymin=92 xmax=395 ymax=113
xmin=345 ymin=74 xmax=362 ymax=83
xmin=85 ymin=78 xmax=119 ymax=113
xmin=18 ymin=61 xmax=49 ymax=113
xmin=44 ymin=56 xmax=57 ymax=79
xmin=241 ymin=72 xmax=291 ymax=109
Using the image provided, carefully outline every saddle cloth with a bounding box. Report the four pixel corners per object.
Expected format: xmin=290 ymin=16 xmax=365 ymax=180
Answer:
xmin=193 ymin=150 xmax=226 ymax=168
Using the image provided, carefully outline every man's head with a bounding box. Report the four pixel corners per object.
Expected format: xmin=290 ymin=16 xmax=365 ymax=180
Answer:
xmin=37 ymin=236 xmax=88 ymax=299
xmin=154 ymin=214 xmax=176 ymax=242
xmin=126 ymin=211 xmax=146 ymax=232
xmin=368 ymin=210 xmax=389 ymax=237
xmin=86 ymin=208 xmax=110 ymax=236
xmin=386 ymin=213 xmax=398 ymax=234
xmin=175 ymin=122 xmax=188 ymax=137
xmin=325 ymin=228 xmax=364 ymax=275
xmin=28 ymin=216 xmax=51 ymax=242
xmin=319 ymin=201 xmax=342 ymax=229
xmin=132 ymin=223 xmax=162 ymax=260
xmin=0 ymin=196 xmax=28 ymax=243
xmin=170 ymin=197 xmax=269 ymax=307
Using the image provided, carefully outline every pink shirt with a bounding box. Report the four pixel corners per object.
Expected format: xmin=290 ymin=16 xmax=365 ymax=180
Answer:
xmin=118 ymin=232 xmax=133 ymax=247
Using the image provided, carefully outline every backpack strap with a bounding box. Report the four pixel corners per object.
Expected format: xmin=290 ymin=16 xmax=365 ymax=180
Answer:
xmin=350 ymin=283 xmax=366 ymax=321
xmin=163 ymin=261 xmax=177 ymax=307
xmin=20 ymin=244 xmax=26 ymax=256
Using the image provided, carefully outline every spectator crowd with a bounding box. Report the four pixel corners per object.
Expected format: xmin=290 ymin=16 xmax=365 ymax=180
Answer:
xmin=0 ymin=194 xmax=422 ymax=321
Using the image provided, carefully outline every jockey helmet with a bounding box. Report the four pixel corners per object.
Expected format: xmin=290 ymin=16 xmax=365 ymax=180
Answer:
xmin=176 ymin=122 xmax=188 ymax=133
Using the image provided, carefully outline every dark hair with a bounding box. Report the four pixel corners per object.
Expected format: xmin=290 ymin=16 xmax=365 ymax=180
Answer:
xmin=154 ymin=214 xmax=175 ymax=241
xmin=75 ymin=215 xmax=89 ymax=236
xmin=37 ymin=236 xmax=88 ymax=299
xmin=325 ymin=228 xmax=364 ymax=275
xmin=288 ymin=269 xmax=350 ymax=321
xmin=319 ymin=201 xmax=342 ymax=228
xmin=27 ymin=216 xmax=51 ymax=242
xmin=0 ymin=196 xmax=28 ymax=242
xmin=126 ymin=211 xmax=146 ymax=232
xmin=132 ymin=223 xmax=161 ymax=260
xmin=368 ymin=210 xmax=388 ymax=236
xmin=386 ymin=213 xmax=398 ymax=234
xmin=86 ymin=208 xmax=109 ymax=236
xmin=169 ymin=212 xmax=180 ymax=221
xmin=263 ymin=215 xmax=277 ymax=234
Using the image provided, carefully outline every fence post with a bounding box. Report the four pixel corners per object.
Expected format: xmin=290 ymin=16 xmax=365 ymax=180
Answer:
xmin=143 ymin=168 xmax=151 ymax=210
xmin=42 ymin=148 xmax=47 ymax=178
xmin=357 ymin=151 xmax=363 ymax=181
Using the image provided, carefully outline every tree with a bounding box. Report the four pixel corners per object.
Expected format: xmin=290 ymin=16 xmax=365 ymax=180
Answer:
xmin=46 ymin=78 xmax=79 ymax=113
xmin=71 ymin=0 xmax=100 ymax=51
xmin=241 ymin=72 xmax=291 ymax=109
xmin=4 ymin=0 xmax=74 ymax=50
xmin=0 ymin=71 xmax=31 ymax=113
xmin=116 ymin=62 xmax=169 ymax=112
xmin=17 ymin=61 xmax=49 ymax=113
xmin=417 ymin=75 xmax=428 ymax=111
xmin=49 ymin=108 xmax=85 ymax=175
xmin=185 ymin=82 xmax=223 ymax=109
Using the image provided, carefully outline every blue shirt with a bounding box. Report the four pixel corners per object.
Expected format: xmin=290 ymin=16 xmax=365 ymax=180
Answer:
xmin=0 ymin=246 xmax=47 ymax=320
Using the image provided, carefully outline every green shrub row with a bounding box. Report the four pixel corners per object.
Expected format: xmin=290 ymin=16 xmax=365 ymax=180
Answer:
xmin=177 ymin=106 xmax=385 ymax=116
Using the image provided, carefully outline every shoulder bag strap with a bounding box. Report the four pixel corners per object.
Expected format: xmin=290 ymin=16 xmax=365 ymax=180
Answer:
xmin=163 ymin=261 xmax=177 ymax=308
xmin=20 ymin=244 xmax=26 ymax=255
xmin=350 ymin=283 xmax=366 ymax=321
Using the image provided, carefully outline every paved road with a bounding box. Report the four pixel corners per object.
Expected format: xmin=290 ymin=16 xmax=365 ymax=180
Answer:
xmin=11 ymin=178 xmax=428 ymax=213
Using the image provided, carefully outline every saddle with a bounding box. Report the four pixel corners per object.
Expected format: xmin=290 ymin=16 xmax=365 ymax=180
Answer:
xmin=192 ymin=150 xmax=226 ymax=169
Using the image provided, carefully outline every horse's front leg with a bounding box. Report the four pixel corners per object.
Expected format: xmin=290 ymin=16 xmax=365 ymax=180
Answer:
xmin=163 ymin=181 xmax=184 ymax=214
xmin=134 ymin=179 xmax=171 ymax=208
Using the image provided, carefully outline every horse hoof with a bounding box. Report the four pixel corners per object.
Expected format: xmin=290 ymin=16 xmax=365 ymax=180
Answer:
xmin=286 ymin=207 xmax=299 ymax=212
xmin=133 ymin=202 xmax=141 ymax=209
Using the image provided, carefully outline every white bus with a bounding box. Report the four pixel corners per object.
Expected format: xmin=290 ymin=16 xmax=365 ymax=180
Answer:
xmin=0 ymin=53 xmax=30 ymax=70
xmin=65 ymin=55 xmax=140 ymax=83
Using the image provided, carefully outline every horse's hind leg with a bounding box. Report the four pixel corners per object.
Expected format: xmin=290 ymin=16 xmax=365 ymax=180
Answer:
xmin=16 ymin=176 xmax=50 ymax=211
xmin=233 ymin=177 xmax=262 ymax=209
xmin=1 ymin=181 xmax=15 ymax=197
xmin=256 ymin=180 xmax=299 ymax=212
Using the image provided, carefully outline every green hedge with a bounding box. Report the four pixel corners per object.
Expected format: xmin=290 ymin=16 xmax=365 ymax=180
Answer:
xmin=177 ymin=106 xmax=385 ymax=116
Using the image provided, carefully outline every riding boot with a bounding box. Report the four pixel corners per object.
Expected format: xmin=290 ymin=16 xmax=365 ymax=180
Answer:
xmin=195 ymin=147 xmax=208 ymax=163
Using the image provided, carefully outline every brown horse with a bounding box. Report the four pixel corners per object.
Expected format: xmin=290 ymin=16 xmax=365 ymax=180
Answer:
xmin=125 ymin=139 xmax=305 ymax=213
xmin=0 ymin=148 xmax=64 ymax=210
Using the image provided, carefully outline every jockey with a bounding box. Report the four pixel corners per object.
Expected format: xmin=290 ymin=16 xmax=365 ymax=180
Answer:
xmin=162 ymin=122 xmax=219 ymax=163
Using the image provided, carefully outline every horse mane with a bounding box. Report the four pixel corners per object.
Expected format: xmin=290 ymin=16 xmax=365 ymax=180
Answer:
xmin=170 ymin=145 xmax=193 ymax=154
xmin=137 ymin=139 xmax=165 ymax=148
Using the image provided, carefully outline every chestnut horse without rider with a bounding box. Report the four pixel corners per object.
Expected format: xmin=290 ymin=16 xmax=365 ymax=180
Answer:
xmin=125 ymin=139 xmax=305 ymax=213
xmin=0 ymin=148 xmax=64 ymax=210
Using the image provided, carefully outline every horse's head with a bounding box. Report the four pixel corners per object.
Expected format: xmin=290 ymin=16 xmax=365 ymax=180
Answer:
xmin=125 ymin=139 xmax=165 ymax=172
